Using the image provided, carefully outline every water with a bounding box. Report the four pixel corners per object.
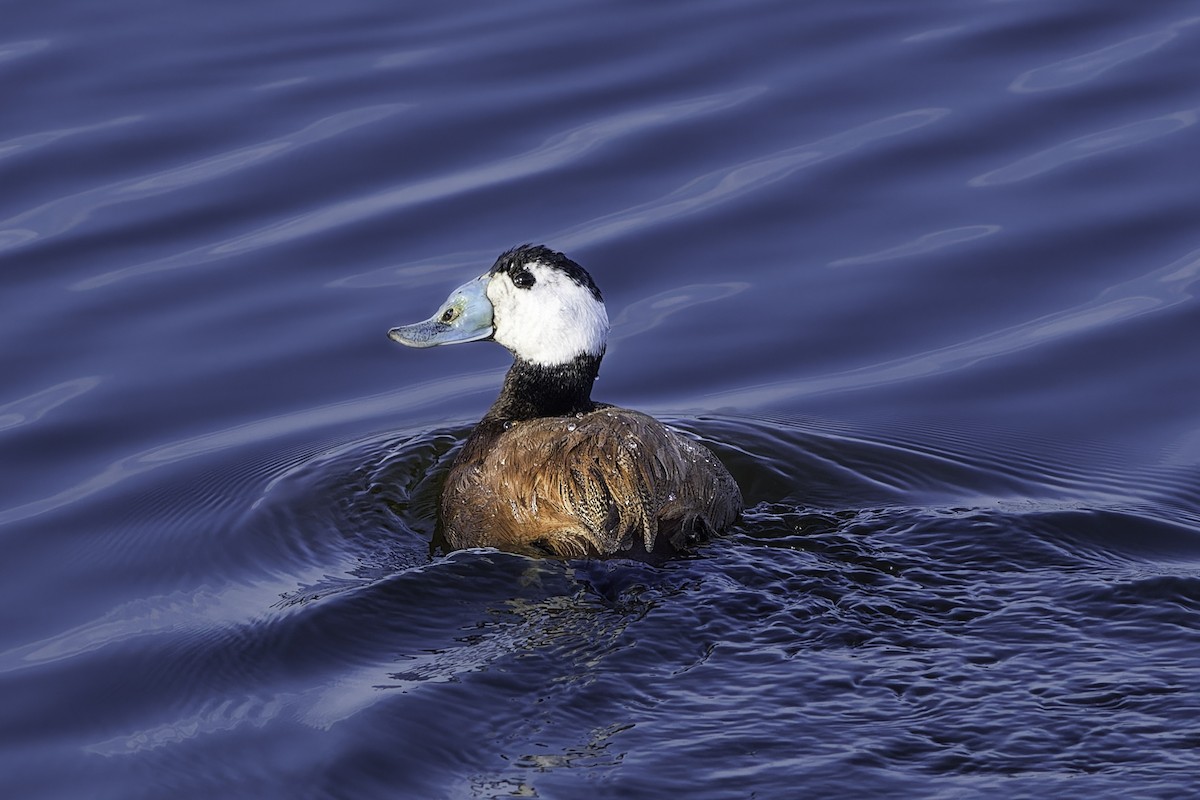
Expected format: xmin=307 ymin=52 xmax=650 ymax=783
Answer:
xmin=3 ymin=0 xmax=1200 ymax=797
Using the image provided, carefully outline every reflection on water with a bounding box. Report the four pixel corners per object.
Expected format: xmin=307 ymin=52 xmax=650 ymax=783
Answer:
xmin=710 ymin=243 xmax=1200 ymax=410
xmin=0 ymin=376 xmax=101 ymax=432
xmin=971 ymin=109 xmax=1198 ymax=187
xmin=99 ymin=87 xmax=761 ymax=294
xmin=556 ymin=108 xmax=951 ymax=250
xmin=56 ymin=105 xmax=408 ymax=287
xmin=41 ymin=413 xmax=1200 ymax=795
xmin=828 ymin=225 xmax=1001 ymax=268
xmin=0 ymin=371 xmax=499 ymax=527
xmin=0 ymin=115 xmax=142 ymax=163
xmin=332 ymin=107 xmax=949 ymax=291
xmin=1010 ymin=16 xmax=1200 ymax=93
xmin=0 ymin=577 xmax=320 ymax=674
xmin=0 ymin=39 xmax=48 ymax=63
xmin=610 ymin=283 xmax=749 ymax=340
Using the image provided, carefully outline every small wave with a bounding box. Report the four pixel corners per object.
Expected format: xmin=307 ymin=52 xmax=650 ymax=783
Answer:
xmin=970 ymin=109 xmax=1198 ymax=187
xmin=0 ymin=376 xmax=102 ymax=432
xmin=0 ymin=39 xmax=48 ymax=64
xmin=1010 ymin=16 xmax=1200 ymax=93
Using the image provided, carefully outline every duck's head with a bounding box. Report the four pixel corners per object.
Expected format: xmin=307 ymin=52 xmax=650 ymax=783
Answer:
xmin=389 ymin=244 xmax=608 ymax=366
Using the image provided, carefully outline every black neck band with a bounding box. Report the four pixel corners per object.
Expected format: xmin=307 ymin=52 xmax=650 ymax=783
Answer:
xmin=483 ymin=353 xmax=603 ymax=421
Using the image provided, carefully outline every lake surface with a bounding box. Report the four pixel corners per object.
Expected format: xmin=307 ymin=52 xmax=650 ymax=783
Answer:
xmin=3 ymin=0 xmax=1200 ymax=797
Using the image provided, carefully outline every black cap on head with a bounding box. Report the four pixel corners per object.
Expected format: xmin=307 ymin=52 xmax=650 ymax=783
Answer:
xmin=489 ymin=244 xmax=603 ymax=302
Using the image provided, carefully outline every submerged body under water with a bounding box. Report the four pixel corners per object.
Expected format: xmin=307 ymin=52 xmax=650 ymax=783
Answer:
xmin=3 ymin=0 xmax=1200 ymax=797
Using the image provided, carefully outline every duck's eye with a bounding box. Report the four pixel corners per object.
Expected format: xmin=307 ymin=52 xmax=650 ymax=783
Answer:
xmin=511 ymin=269 xmax=535 ymax=289
xmin=440 ymin=307 xmax=458 ymax=324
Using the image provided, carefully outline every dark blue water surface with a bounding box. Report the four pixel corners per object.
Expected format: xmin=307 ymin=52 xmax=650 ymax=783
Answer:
xmin=3 ymin=0 xmax=1200 ymax=797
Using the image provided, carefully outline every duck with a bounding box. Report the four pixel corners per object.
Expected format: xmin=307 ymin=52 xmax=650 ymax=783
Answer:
xmin=388 ymin=244 xmax=742 ymax=560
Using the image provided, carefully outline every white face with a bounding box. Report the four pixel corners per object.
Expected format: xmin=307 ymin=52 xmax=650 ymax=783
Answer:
xmin=486 ymin=261 xmax=609 ymax=366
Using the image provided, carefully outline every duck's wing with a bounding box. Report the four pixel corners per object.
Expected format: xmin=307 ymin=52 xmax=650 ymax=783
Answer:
xmin=441 ymin=408 xmax=742 ymax=558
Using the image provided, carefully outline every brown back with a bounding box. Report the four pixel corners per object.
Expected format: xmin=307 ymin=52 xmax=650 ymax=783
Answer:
xmin=441 ymin=408 xmax=742 ymax=558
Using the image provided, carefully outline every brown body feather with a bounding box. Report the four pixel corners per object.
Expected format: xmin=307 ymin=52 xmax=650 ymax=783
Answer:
xmin=441 ymin=407 xmax=742 ymax=559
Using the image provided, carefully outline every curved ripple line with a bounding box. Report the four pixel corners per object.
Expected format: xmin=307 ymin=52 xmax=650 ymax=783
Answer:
xmin=1011 ymin=16 xmax=1200 ymax=92
xmin=1012 ymin=33 xmax=1170 ymax=93
xmin=84 ymin=556 xmax=597 ymax=751
xmin=374 ymin=48 xmax=436 ymax=69
xmin=252 ymin=76 xmax=311 ymax=92
xmin=91 ymin=86 xmax=764 ymax=292
xmin=0 ymin=104 xmax=406 ymax=260
xmin=0 ymin=39 xmax=48 ymax=64
xmin=611 ymin=282 xmax=751 ymax=340
xmin=0 ymin=376 xmax=102 ymax=432
xmin=970 ymin=109 xmax=1198 ymax=186
xmin=0 ymin=573 xmax=327 ymax=674
xmin=818 ymin=417 xmax=1156 ymax=507
xmin=709 ymin=243 xmax=1200 ymax=408
xmin=84 ymin=646 xmax=449 ymax=754
xmin=903 ymin=26 xmax=967 ymax=44
xmin=0 ymin=369 xmax=502 ymax=528
xmin=554 ymin=108 xmax=951 ymax=253
xmin=0 ymin=115 xmax=142 ymax=163
xmin=829 ymin=225 xmax=1001 ymax=267
xmin=87 ymin=694 xmax=287 ymax=755
xmin=333 ymin=107 xmax=950 ymax=290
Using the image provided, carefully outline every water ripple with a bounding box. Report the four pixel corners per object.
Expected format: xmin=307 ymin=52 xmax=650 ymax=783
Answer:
xmin=0 ymin=376 xmax=101 ymax=432
xmin=91 ymin=86 xmax=763 ymax=292
xmin=9 ymin=410 xmax=1198 ymax=793
xmin=0 ymin=116 xmax=142 ymax=163
xmin=1010 ymin=16 xmax=1200 ymax=93
xmin=610 ymin=282 xmax=750 ymax=340
xmin=334 ymin=107 xmax=950 ymax=289
xmin=829 ymin=225 xmax=1001 ymax=267
xmin=0 ymin=577 xmax=323 ymax=675
xmin=0 ymin=370 xmax=500 ymax=528
xmin=79 ymin=552 xmax=595 ymax=753
xmin=710 ymin=243 xmax=1200 ymax=409
xmin=553 ymin=107 xmax=951 ymax=254
xmin=1 ymin=105 xmax=406 ymax=261
xmin=0 ymin=39 xmax=48 ymax=64
xmin=902 ymin=26 xmax=967 ymax=44
xmin=970 ymin=109 xmax=1198 ymax=186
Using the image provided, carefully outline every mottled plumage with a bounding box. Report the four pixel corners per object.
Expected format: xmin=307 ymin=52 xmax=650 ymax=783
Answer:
xmin=390 ymin=244 xmax=742 ymax=560
xmin=443 ymin=407 xmax=741 ymax=559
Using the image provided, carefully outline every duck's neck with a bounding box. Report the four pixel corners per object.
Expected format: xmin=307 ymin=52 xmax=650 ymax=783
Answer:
xmin=483 ymin=353 xmax=603 ymax=422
